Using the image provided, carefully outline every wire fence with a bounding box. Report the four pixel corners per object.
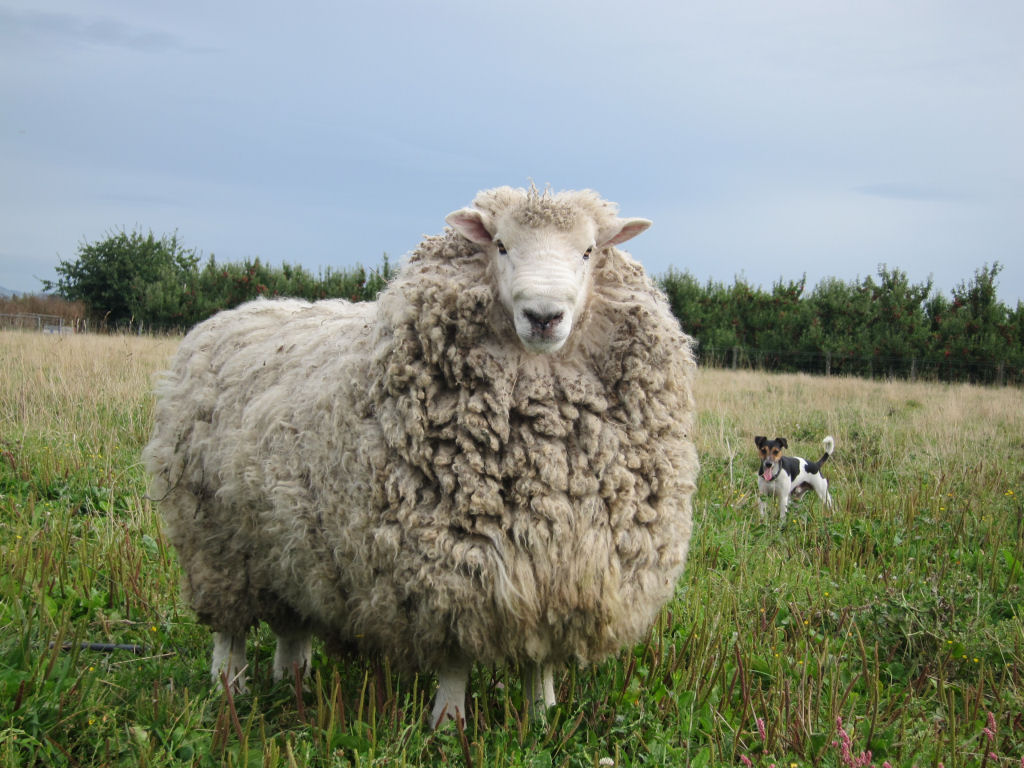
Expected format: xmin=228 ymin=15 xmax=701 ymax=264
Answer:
xmin=0 ymin=313 xmax=78 ymax=334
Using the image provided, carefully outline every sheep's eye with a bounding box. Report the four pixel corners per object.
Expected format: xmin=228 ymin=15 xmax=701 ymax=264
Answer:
xmin=583 ymin=246 xmax=594 ymax=261
xmin=494 ymin=240 xmax=508 ymax=256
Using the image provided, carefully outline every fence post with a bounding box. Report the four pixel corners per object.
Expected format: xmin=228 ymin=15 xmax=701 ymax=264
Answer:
xmin=825 ymin=352 xmax=831 ymax=377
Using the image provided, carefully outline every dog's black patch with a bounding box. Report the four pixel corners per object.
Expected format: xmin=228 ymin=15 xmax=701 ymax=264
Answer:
xmin=779 ymin=455 xmax=802 ymax=480
xmin=803 ymin=450 xmax=831 ymax=475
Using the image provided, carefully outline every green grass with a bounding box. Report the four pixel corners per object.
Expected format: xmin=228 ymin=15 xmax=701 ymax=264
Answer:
xmin=1 ymin=332 xmax=1022 ymax=766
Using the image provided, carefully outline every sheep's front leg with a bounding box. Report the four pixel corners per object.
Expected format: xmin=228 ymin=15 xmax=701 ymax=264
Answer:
xmin=431 ymin=656 xmax=471 ymax=728
xmin=524 ymin=662 xmax=556 ymax=714
xmin=273 ymin=629 xmax=312 ymax=683
xmin=211 ymin=631 xmax=248 ymax=693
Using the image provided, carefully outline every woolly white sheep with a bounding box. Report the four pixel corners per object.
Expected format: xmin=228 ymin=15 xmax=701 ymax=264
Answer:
xmin=143 ymin=185 xmax=699 ymax=727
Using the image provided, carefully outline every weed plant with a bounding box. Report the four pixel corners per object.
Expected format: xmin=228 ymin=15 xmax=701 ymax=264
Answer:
xmin=1 ymin=332 xmax=1021 ymax=766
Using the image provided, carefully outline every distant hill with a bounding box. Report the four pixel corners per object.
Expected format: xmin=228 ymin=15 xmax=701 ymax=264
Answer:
xmin=0 ymin=286 xmax=19 ymax=298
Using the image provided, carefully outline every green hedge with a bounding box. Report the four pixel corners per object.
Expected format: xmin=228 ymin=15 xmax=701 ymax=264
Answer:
xmin=660 ymin=263 xmax=1023 ymax=384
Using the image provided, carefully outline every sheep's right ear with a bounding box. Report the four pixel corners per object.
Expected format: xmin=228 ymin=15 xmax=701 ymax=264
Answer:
xmin=446 ymin=209 xmax=494 ymax=245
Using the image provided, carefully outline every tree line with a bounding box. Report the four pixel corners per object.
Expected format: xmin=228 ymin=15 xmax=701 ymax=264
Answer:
xmin=661 ymin=264 xmax=1023 ymax=384
xmin=40 ymin=229 xmax=1024 ymax=384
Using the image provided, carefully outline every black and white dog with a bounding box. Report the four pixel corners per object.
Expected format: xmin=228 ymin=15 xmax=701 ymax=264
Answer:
xmin=755 ymin=435 xmax=835 ymax=524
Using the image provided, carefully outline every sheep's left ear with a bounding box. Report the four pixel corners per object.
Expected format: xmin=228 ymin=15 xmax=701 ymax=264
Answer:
xmin=597 ymin=217 xmax=652 ymax=248
xmin=446 ymin=208 xmax=494 ymax=245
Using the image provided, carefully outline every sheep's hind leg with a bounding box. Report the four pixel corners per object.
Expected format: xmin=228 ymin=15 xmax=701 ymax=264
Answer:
xmin=273 ymin=629 xmax=313 ymax=683
xmin=524 ymin=661 xmax=556 ymax=715
xmin=211 ymin=631 xmax=248 ymax=693
xmin=431 ymin=656 xmax=471 ymax=728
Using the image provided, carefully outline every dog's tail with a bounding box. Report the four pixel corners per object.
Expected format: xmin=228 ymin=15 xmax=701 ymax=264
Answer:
xmin=818 ymin=435 xmax=835 ymax=466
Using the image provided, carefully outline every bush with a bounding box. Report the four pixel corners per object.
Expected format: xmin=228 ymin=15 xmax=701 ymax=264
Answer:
xmin=42 ymin=229 xmax=199 ymax=329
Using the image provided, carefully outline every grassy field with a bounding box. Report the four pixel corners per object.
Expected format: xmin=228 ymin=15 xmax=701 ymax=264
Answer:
xmin=1 ymin=330 xmax=1022 ymax=767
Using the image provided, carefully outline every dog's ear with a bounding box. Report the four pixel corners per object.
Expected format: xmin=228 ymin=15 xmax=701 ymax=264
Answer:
xmin=754 ymin=436 xmax=767 ymax=448
xmin=777 ymin=437 xmax=788 ymax=448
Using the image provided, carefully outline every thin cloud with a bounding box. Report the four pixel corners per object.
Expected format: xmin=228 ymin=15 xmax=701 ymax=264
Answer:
xmin=0 ymin=7 xmax=212 ymax=54
xmin=855 ymin=182 xmax=961 ymax=202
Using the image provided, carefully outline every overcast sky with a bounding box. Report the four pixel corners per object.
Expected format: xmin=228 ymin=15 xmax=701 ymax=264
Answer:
xmin=2 ymin=1 xmax=1022 ymax=305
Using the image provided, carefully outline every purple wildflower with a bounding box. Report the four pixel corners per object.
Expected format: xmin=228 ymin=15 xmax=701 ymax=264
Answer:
xmin=983 ymin=711 xmax=996 ymax=744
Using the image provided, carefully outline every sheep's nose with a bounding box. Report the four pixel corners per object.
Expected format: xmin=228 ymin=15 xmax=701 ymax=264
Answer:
xmin=523 ymin=309 xmax=564 ymax=334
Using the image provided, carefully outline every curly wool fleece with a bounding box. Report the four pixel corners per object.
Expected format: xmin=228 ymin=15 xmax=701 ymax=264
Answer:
xmin=144 ymin=186 xmax=699 ymax=675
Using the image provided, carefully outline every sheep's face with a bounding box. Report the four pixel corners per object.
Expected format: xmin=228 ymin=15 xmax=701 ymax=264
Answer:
xmin=446 ymin=199 xmax=651 ymax=354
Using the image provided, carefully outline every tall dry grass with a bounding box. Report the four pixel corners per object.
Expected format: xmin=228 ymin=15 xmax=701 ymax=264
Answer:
xmin=1 ymin=331 xmax=179 ymax=483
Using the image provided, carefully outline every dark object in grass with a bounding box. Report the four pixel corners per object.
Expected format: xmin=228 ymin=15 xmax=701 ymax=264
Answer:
xmin=55 ymin=642 xmax=147 ymax=655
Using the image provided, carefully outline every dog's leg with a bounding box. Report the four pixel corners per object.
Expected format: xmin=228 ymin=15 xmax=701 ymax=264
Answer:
xmin=774 ymin=479 xmax=790 ymax=528
xmin=757 ymin=478 xmax=771 ymax=521
xmin=776 ymin=477 xmax=790 ymax=526
xmin=821 ymin=479 xmax=834 ymax=509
